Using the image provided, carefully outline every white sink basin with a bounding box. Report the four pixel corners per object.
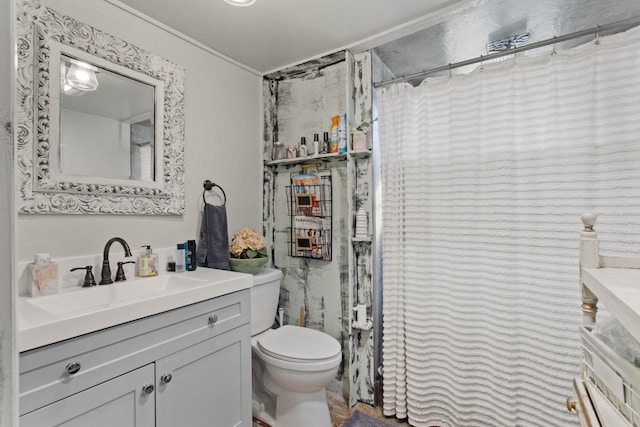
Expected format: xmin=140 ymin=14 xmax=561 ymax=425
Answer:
xmin=18 ymin=268 xmax=253 ymax=352
xmin=27 ymin=274 xmax=209 ymax=316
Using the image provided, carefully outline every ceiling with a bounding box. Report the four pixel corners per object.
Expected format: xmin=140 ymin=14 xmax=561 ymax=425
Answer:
xmin=112 ymin=0 xmax=640 ymax=80
xmin=113 ymin=0 xmax=461 ymax=74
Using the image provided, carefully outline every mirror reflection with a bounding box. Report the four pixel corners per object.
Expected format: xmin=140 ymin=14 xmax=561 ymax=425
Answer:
xmin=59 ymin=54 xmax=156 ymax=181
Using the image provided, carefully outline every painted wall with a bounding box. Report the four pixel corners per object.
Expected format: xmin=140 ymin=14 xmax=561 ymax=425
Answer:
xmin=1 ymin=0 xmax=16 ymax=421
xmin=262 ymin=54 xmax=376 ymax=405
xmin=17 ymin=0 xmax=263 ymax=263
xmin=263 ymin=60 xmax=350 ymax=396
xmin=271 ymin=163 xmax=348 ymax=395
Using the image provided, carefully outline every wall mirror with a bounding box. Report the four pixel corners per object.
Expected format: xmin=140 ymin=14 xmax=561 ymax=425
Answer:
xmin=16 ymin=1 xmax=186 ymax=215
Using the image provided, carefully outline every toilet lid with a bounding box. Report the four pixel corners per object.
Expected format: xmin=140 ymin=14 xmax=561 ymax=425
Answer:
xmin=257 ymin=325 xmax=341 ymax=362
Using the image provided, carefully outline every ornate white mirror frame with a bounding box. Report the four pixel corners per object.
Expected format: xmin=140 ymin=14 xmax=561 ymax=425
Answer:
xmin=16 ymin=0 xmax=186 ymax=215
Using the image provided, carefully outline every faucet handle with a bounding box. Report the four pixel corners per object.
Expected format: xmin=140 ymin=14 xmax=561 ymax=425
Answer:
xmin=70 ymin=266 xmax=97 ymax=287
xmin=115 ymin=261 xmax=136 ymax=282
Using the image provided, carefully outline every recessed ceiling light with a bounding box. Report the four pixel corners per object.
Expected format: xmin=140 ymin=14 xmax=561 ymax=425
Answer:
xmin=224 ymin=0 xmax=256 ymax=6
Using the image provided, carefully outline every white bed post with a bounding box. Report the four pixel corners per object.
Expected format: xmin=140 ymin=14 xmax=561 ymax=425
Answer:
xmin=580 ymin=213 xmax=599 ymax=326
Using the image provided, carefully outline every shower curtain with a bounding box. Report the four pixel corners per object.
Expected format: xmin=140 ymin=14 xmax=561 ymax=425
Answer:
xmin=378 ymin=26 xmax=640 ymax=427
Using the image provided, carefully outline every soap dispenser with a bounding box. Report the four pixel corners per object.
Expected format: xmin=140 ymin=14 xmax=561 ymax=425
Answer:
xmin=137 ymin=245 xmax=159 ymax=277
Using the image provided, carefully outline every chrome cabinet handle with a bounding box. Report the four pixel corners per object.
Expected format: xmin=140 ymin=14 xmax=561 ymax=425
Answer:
xmin=142 ymin=384 xmax=155 ymax=395
xmin=208 ymin=314 xmax=218 ymax=325
xmin=66 ymin=362 xmax=81 ymax=375
xmin=161 ymin=373 xmax=173 ymax=384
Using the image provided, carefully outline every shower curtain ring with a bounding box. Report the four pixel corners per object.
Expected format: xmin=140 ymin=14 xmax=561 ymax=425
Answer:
xmin=448 ymin=64 xmax=452 ymax=79
xmin=479 ymin=55 xmax=484 ymax=72
xmin=551 ymin=36 xmax=557 ymax=55
xmin=595 ymin=25 xmax=601 ymax=45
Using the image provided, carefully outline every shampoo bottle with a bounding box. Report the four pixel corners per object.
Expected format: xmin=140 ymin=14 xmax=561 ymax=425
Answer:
xmin=137 ymin=245 xmax=159 ymax=277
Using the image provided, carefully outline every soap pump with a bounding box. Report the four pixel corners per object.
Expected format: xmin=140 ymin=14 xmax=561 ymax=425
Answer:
xmin=137 ymin=245 xmax=159 ymax=277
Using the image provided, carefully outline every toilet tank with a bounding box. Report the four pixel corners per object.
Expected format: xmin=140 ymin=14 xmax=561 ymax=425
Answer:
xmin=251 ymin=268 xmax=283 ymax=336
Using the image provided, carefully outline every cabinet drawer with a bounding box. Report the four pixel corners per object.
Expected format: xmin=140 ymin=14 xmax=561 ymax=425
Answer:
xmin=20 ymin=289 xmax=249 ymax=415
xmin=20 ymin=363 xmax=155 ymax=427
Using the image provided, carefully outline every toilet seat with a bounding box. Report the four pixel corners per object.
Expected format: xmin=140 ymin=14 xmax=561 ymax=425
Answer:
xmin=256 ymin=326 xmax=341 ymax=371
xmin=258 ymin=325 xmax=341 ymax=362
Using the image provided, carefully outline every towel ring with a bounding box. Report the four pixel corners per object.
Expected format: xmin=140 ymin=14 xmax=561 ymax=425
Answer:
xmin=202 ymin=180 xmax=226 ymax=206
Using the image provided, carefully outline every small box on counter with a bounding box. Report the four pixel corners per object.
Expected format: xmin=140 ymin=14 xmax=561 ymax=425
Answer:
xmin=28 ymin=262 xmax=59 ymax=297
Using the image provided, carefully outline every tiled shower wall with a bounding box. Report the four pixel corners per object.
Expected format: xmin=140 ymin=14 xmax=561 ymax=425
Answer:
xmin=262 ymin=51 xmax=375 ymax=405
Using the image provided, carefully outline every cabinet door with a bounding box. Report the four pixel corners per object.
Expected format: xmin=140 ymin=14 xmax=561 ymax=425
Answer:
xmin=20 ymin=364 xmax=155 ymax=427
xmin=155 ymin=325 xmax=251 ymax=427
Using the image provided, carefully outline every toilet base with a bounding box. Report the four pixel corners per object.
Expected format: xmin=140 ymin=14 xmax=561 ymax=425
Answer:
xmin=253 ymin=389 xmax=331 ymax=427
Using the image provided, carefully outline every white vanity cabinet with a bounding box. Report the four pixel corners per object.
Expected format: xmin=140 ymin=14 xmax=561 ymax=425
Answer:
xmin=570 ymin=214 xmax=640 ymax=427
xmin=19 ymin=289 xmax=251 ymax=427
xmin=155 ymin=326 xmax=248 ymax=427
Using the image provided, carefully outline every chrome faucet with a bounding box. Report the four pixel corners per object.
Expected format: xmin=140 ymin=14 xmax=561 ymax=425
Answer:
xmin=100 ymin=237 xmax=133 ymax=285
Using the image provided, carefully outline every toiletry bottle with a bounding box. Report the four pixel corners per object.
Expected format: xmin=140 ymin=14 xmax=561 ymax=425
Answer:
xmin=330 ymin=115 xmax=339 ymax=153
xmin=167 ymin=256 xmax=176 ymax=272
xmin=322 ymin=131 xmax=330 ymax=154
xmin=137 ymin=245 xmax=159 ymax=277
xmin=186 ymin=240 xmax=197 ymax=271
xmin=338 ymin=114 xmax=347 ymax=153
xmin=299 ymin=136 xmax=308 ymax=157
xmin=176 ymin=243 xmax=186 ymax=273
xmin=313 ymin=133 xmax=320 ymax=156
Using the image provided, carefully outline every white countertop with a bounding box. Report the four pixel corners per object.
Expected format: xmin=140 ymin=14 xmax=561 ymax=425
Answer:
xmin=17 ymin=268 xmax=252 ymax=352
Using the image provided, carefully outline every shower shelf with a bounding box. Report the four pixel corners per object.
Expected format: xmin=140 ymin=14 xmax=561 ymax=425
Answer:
xmin=352 ymin=320 xmax=373 ymax=331
xmin=266 ymin=149 xmax=370 ymax=167
xmin=267 ymin=152 xmax=346 ymax=166
xmin=351 ymin=237 xmax=372 ymax=244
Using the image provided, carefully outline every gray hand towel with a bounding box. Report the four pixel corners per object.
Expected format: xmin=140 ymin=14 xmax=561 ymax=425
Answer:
xmin=197 ymin=203 xmax=230 ymax=270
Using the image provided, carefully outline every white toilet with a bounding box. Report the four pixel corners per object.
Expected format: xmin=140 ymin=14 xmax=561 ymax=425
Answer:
xmin=251 ymin=269 xmax=342 ymax=427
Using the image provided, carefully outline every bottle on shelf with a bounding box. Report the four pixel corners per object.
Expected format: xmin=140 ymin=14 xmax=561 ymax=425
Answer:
xmin=322 ymin=132 xmax=330 ymax=154
xmin=299 ymin=136 xmax=308 ymax=157
xmin=313 ymin=133 xmax=320 ymax=156
xmin=330 ymin=115 xmax=339 ymax=153
xmin=338 ymin=114 xmax=347 ymax=153
xmin=273 ymin=141 xmax=284 ymax=160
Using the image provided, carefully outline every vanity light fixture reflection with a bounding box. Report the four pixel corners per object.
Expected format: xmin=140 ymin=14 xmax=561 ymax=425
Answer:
xmin=65 ymin=59 xmax=99 ymax=92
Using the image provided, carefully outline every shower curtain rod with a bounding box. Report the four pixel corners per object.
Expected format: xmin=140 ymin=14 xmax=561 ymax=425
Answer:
xmin=373 ymin=15 xmax=640 ymax=88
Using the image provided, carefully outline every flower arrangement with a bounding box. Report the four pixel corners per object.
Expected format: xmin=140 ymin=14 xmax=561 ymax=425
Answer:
xmin=351 ymin=120 xmax=372 ymax=134
xmin=230 ymin=227 xmax=268 ymax=259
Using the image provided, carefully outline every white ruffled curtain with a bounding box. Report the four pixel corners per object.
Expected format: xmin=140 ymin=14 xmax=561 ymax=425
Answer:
xmin=378 ymin=26 xmax=640 ymax=427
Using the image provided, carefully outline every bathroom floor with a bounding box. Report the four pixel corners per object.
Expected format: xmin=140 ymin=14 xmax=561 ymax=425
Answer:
xmin=326 ymin=390 xmax=410 ymax=427
xmin=250 ymin=390 xmax=411 ymax=427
